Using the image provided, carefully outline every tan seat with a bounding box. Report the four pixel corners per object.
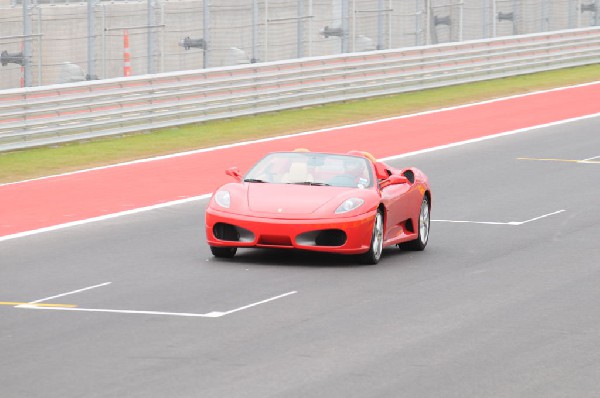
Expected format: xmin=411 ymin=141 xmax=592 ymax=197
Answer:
xmin=281 ymin=162 xmax=314 ymax=183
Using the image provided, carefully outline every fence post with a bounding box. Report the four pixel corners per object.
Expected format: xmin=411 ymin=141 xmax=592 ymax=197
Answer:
xmin=87 ymin=0 xmax=96 ymax=80
xmin=203 ymin=0 xmax=210 ymax=68
xmin=342 ymin=0 xmax=349 ymax=52
xmin=377 ymin=0 xmax=384 ymax=49
xmin=252 ymin=0 xmax=259 ymax=62
xmin=20 ymin=42 xmax=24 ymax=87
xmin=147 ymin=0 xmax=155 ymax=74
xmin=22 ymin=0 xmax=32 ymax=87
xmin=298 ymin=0 xmax=305 ymax=58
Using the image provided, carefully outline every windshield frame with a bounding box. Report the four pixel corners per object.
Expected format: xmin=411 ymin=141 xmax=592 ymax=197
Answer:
xmin=244 ymin=152 xmax=375 ymax=189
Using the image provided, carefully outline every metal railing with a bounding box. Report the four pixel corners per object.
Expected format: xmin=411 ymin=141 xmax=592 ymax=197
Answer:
xmin=1 ymin=27 xmax=600 ymax=152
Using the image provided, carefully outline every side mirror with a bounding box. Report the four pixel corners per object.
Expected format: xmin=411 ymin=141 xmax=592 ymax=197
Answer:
xmin=225 ymin=167 xmax=243 ymax=182
xmin=388 ymin=175 xmax=409 ymax=185
xmin=374 ymin=162 xmax=390 ymax=180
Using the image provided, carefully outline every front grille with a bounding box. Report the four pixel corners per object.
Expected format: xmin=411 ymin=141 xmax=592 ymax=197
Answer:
xmin=296 ymin=229 xmax=347 ymax=247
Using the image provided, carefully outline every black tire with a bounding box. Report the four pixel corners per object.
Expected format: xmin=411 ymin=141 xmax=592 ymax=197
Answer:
xmin=359 ymin=209 xmax=384 ymax=265
xmin=399 ymin=195 xmax=430 ymax=251
xmin=210 ymin=246 xmax=237 ymax=258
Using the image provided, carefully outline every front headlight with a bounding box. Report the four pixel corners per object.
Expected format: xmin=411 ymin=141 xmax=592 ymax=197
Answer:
xmin=335 ymin=198 xmax=364 ymax=214
xmin=214 ymin=190 xmax=231 ymax=208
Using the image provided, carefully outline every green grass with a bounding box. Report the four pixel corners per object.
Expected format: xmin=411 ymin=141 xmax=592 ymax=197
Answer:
xmin=1 ymin=64 xmax=599 ymax=184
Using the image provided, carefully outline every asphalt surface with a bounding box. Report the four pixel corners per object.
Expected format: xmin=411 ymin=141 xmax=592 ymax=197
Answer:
xmin=1 ymin=116 xmax=599 ymax=397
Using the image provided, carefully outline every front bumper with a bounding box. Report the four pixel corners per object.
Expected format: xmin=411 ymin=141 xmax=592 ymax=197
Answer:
xmin=205 ymin=207 xmax=376 ymax=255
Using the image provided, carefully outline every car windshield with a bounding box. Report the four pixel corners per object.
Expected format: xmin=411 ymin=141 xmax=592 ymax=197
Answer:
xmin=244 ymin=152 xmax=374 ymax=188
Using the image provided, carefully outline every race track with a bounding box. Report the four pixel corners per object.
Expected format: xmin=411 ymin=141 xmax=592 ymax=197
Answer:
xmin=1 ymin=101 xmax=599 ymax=397
xmin=2 ymin=82 xmax=600 ymax=239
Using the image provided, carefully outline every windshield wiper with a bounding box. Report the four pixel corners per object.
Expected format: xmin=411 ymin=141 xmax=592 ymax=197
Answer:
xmin=291 ymin=181 xmax=330 ymax=186
xmin=244 ymin=178 xmax=267 ymax=183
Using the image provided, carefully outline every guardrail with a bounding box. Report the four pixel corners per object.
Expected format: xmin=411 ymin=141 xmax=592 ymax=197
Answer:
xmin=2 ymin=27 xmax=600 ymax=152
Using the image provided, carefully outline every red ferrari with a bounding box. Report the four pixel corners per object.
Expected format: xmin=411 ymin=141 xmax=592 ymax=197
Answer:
xmin=205 ymin=150 xmax=431 ymax=264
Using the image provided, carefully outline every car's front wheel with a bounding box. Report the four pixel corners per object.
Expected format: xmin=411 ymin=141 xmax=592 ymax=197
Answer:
xmin=359 ymin=209 xmax=384 ymax=265
xmin=210 ymin=246 xmax=237 ymax=258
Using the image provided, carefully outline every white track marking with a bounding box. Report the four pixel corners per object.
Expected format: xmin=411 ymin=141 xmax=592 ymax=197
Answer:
xmin=433 ymin=210 xmax=566 ymax=226
xmin=582 ymin=155 xmax=600 ymax=161
xmin=17 ymin=306 xmax=224 ymax=318
xmin=518 ymin=156 xmax=600 ymax=164
xmin=17 ymin=282 xmax=112 ymax=307
xmin=2 ymin=81 xmax=599 ymax=188
xmin=211 ymin=290 xmax=298 ymax=317
xmin=380 ymin=113 xmax=600 ymax=162
xmin=0 ymin=195 xmax=210 ymax=243
xmin=515 ymin=209 xmax=567 ymax=225
xmin=432 ymin=219 xmax=513 ymax=226
xmin=17 ymin=290 xmax=298 ymax=318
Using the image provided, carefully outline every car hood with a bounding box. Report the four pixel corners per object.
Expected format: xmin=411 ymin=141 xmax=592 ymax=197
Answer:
xmin=246 ymin=183 xmax=353 ymax=216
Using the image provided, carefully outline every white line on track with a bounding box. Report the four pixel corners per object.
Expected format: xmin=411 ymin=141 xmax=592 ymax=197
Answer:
xmin=0 ymin=195 xmax=210 ymax=243
xmin=379 ymin=113 xmax=600 ymax=162
xmin=433 ymin=209 xmax=566 ymax=226
xmin=17 ymin=282 xmax=112 ymax=307
xmin=582 ymin=155 xmax=600 ymax=161
xmin=17 ymin=290 xmax=298 ymax=318
xmin=215 ymin=290 xmax=298 ymax=317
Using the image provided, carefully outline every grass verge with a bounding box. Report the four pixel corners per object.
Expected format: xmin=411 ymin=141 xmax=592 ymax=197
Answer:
xmin=1 ymin=64 xmax=599 ymax=184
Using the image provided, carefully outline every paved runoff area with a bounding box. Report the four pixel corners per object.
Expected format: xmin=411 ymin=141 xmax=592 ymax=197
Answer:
xmin=1 ymin=90 xmax=599 ymax=397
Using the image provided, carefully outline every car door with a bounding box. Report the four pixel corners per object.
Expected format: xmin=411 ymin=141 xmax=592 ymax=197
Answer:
xmin=380 ymin=170 xmax=420 ymax=242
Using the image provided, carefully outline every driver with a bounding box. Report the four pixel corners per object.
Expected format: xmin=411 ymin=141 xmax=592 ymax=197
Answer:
xmin=342 ymin=156 xmax=368 ymax=187
xmin=343 ymin=157 xmax=363 ymax=174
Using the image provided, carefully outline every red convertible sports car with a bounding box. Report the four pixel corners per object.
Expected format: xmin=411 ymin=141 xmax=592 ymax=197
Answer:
xmin=205 ymin=150 xmax=431 ymax=264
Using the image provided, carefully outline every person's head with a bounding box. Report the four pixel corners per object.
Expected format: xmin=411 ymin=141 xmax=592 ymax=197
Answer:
xmin=343 ymin=156 xmax=365 ymax=176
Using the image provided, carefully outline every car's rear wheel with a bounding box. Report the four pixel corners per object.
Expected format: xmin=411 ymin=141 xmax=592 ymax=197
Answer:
xmin=210 ymin=246 xmax=237 ymax=258
xmin=359 ymin=209 xmax=384 ymax=265
xmin=400 ymin=195 xmax=430 ymax=251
